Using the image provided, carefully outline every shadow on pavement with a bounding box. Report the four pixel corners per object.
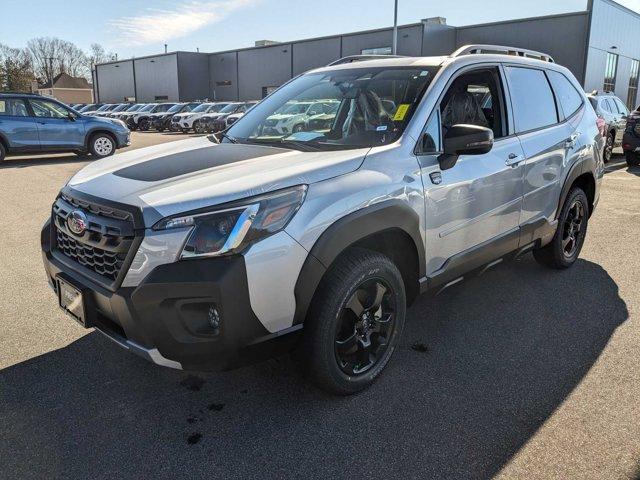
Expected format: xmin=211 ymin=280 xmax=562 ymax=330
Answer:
xmin=0 ymin=256 xmax=628 ymax=479
xmin=1 ymin=153 xmax=90 ymax=169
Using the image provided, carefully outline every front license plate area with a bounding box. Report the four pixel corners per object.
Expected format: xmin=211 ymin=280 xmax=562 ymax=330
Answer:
xmin=57 ymin=277 xmax=90 ymax=327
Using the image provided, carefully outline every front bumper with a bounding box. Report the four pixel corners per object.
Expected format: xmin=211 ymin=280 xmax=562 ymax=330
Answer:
xmin=41 ymin=219 xmax=301 ymax=371
xmin=115 ymin=130 xmax=131 ymax=148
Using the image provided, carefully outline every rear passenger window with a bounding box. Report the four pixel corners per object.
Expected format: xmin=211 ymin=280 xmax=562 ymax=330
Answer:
xmin=601 ymin=99 xmax=613 ymax=113
xmin=547 ymin=70 xmax=583 ymax=119
xmin=505 ymin=66 xmax=558 ymax=133
xmin=0 ymin=98 xmax=28 ymax=117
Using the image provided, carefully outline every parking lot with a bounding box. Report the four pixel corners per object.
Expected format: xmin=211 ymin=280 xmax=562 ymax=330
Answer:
xmin=0 ymin=133 xmax=638 ymax=479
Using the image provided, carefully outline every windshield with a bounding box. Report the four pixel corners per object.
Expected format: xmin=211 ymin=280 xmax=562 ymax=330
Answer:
xmin=96 ymin=104 xmax=112 ymax=112
xmin=227 ymin=66 xmax=438 ymax=150
xmin=191 ymin=103 xmax=215 ymax=113
xmin=140 ymin=104 xmax=155 ymax=112
xmin=127 ymin=104 xmax=144 ymax=111
xmin=219 ymin=103 xmax=240 ymax=113
xmin=167 ymin=103 xmax=186 ymax=113
xmin=112 ymin=104 xmax=128 ymax=112
xmin=78 ymin=104 xmax=96 ymax=112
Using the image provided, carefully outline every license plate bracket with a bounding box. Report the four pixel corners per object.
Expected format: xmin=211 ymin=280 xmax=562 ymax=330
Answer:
xmin=57 ymin=276 xmax=93 ymax=328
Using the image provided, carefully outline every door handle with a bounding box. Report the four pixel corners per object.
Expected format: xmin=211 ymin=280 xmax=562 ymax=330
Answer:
xmin=505 ymin=153 xmax=523 ymax=167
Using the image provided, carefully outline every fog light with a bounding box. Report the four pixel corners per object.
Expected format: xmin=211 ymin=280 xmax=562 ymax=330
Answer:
xmin=208 ymin=305 xmax=221 ymax=330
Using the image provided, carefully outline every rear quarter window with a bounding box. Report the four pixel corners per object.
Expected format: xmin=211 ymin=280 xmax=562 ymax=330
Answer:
xmin=505 ymin=66 xmax=558 ymax=133
xmin=546 ymin=70 xmax=584 ymax=119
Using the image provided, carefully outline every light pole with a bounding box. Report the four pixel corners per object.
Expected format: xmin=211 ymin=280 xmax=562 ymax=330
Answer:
xmin=392 ymin=0 xmax=399 ymax=55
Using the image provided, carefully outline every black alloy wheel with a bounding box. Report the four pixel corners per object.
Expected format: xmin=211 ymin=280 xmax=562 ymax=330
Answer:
xmin=335 ymin=278 xmax=396 ymax=376
xmin=604 ymin=132 xmax=614 ymax=163
xmin=561 ymin=198 xmax=586 ymax=260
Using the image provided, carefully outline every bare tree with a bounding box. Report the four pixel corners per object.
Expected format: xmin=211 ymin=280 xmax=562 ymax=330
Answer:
xmin=0 ymin=43 xmax=34 ymax=92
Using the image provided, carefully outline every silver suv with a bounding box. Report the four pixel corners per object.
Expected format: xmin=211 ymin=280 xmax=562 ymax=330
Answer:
xmin=587 ymin=90 xmax=630 ymax=162
xmin=41 ymin=45 xmax=603 ymax=394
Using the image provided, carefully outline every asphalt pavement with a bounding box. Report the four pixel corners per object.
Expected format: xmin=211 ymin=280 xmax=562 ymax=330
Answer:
xmin=0 ymin=136 xmax=638 ymax=479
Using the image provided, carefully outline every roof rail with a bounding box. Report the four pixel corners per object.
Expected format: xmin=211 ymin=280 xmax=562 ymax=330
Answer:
xmin=451 ymin=44 xmax=555 ymax=63
xmin=327 ymin=54 xmax=406 ymax=66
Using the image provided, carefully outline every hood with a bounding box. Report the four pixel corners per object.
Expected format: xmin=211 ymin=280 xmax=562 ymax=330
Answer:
xmin=67 ymin=136 xmax=369 ymax=227
xmin=90 ymin=116 xmax=123 ymax=127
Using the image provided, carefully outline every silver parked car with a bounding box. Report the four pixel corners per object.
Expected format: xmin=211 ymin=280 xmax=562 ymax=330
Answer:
xmin=42 ymin=45 xmax=603 ymax=394
xmin=587 ymin=90 xmax=629 ymax=162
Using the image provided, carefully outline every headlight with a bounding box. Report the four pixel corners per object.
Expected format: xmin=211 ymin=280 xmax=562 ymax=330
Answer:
xmin=109 ymin=118 xmax=128 ymax=128
xmin=153 ymin=185 xmax=307 ymax=258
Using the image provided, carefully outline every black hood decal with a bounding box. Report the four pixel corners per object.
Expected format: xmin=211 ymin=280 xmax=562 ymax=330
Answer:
xmin=113 ymin=143 xmax=289 ymax=182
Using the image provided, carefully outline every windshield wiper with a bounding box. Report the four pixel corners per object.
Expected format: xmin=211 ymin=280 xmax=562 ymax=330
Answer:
xmin=239 ymin=137 xmax=321 ymax=152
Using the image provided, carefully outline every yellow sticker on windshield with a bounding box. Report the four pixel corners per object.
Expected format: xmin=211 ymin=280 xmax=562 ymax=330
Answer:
xmin=393 ymin=104 xmax=411 ymax=121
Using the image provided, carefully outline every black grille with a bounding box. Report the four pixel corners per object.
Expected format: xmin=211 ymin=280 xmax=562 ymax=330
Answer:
xmin=52 ymin=194 xmax=137 ymax=283
xmin=56 ymin=229 xmax=126 ymax=280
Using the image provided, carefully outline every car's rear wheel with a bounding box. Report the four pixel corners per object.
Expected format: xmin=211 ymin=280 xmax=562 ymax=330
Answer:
xmin=533 ymin=187 xmax=589 ymax=269
xmin=301 ymin=248 xmax=406 ymax=395
xmin=625 ymin=151 xmax=640 ymax=167
xmin=193 ymin=120 xmax=204 ymax=134
xmin=138 ymin=118 xmax=150 ymax=131
xmin=603 ymin=132 xmax=614 ymax=163
xmin=0 ymin=142 xmax=5 ymax=162
xmin=89 ymin=133 xmax=116 ymax=158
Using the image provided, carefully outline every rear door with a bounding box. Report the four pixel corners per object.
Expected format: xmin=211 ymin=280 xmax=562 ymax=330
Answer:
xmin=0 ymin=97 xmax=39 ymax=150
xmin=611 ymin=96 xmax=630 ymax=144
xmin=29 ymin=98 xmax=85 ymax=149
xmin=504 ymin=65 xmax=568 ymax=237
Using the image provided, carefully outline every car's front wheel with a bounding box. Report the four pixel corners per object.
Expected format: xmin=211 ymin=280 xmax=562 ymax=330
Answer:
xmin=533 ymin=186 xmax=589 ymax=269
xmin=193 ymin=120 xmax=203 ymax=134
xmin=626 ymin=151 xmax=640 ymax=167
xmin=89 ymin=133 xmax=116 ymax=158
xmin=138 ymin=118 xmax=150 ymax=131
xmin=301 ymin=248 xmax=406 ymax=395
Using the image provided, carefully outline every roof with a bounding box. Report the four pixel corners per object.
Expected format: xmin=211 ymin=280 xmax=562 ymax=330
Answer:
xmin=40 ymin=72 xmax=92 ymax=90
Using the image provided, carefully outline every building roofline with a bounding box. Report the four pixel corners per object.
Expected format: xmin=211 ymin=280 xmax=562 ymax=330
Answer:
xmin=595 ymin=0 xmax=640 ymax=20
xmin=95 ymin=51 xmax=207 ymax=67
xmin=457 ymin=10 xmax=589 ymax=30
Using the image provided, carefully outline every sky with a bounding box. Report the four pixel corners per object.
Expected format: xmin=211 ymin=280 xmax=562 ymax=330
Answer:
xmin=1 ymin=0 xmax=640 ymax=58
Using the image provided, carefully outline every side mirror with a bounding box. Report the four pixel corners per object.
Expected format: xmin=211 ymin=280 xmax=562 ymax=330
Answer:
xmin=438 ymin=124 xmax=494 ymax=170
xmin=67 ymin=112 xmax=76 ymax=122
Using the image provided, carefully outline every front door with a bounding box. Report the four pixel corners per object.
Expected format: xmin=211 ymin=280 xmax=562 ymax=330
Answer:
xmin=417 ymin=66 xmax=525 ymax=276
xmin=28 ymin=98 xmax=85 ymax=150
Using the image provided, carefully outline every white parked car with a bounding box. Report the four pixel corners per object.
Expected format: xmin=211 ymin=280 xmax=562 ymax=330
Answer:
xmin=174 ymin=103 xmax=224 ymax=133
xmin=262 ymin=100 xmax=336 ymax=135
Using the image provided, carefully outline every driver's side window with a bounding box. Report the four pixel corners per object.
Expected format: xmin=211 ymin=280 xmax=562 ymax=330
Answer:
xmin=30 ymin=99 xmax=70 ymax=119
xmin=417 ymin=67 xmax=506 ymax=155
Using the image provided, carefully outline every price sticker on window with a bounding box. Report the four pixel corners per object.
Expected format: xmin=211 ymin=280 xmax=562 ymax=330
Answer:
xmin=393 ymin=104 xmax=411 ymax=121
xmin=0 ymin=101 xmax=5 ymax=114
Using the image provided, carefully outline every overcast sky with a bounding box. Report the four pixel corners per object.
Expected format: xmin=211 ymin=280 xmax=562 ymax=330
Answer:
xmin=2 ymin=0 xmax=639 ymax=58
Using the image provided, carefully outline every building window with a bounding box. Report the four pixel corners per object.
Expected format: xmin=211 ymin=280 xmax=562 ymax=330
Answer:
xmin=154 ymin=95 xmax=168 ymax=101
xmin=216 ymin=80 xmax=232 ymax=86
xmin=604 ymin=52 xmax=618 ymax=92
xmin=361 ymin=47 xmax=392 ymax=55
xmin=627 ymin=59 xmax=639 ymax=110
xmin=261 ymin=86 xmax=279 ymax=98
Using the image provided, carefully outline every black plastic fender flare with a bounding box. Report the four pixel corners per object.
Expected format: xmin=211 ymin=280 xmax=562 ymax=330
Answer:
xmin=292 ymin=200 xmax=425 ymax=325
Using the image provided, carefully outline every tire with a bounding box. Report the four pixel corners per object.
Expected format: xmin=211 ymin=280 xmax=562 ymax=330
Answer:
xmin=193 ymin=120 xmax=203 ymax=134
xmin=603 ymin=132 xmax=614 ymax=163
xmin=0 ymin=142 xmax=5 ymax=162
xmin=181 ymin=128 xmax=190 ymax=134
xmin=301 ymin=248 xmax=407 ymax=395
xmin=138 ymin=118 xmax=150 ymax=131
xmin=625 ymin=151 xmax=640 ymax=167
xmin=533 ymin=187 xmax=589 ymax=269
xmin=157 ymin=127 xmax=164 ymax=133
xmin=89 ymin=133 xmax=116 ymax=158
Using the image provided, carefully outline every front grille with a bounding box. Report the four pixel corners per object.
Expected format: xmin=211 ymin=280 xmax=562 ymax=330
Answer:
xmin=56 ymin=229 xmax=126 ymax=280
xmin=52 ymin=194 xmax=137 ymax=283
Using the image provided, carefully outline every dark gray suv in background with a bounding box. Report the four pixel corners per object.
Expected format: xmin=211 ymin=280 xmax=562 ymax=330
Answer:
xmin=0 ymin=93 xmax=130 ymax=162
xmin=587 ymin=90 xmax=629 ymax=162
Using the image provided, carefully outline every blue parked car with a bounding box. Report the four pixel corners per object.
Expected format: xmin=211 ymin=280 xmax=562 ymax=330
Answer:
xmin=0 ymin=93 xmax=130 ymax=162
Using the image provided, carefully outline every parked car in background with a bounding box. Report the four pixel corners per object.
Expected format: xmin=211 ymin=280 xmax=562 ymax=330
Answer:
xmin=171 ymin=102 xmax=221 ymax=133
xmin=129 ymin=103 xmax=176 ymax=131
xmin=40 ymin=46 xmax=602 ymax=394
xmin=587 ymin=90 xmax=629 ymax=162
xmin=202 ymin=102 xmax=250 ymax=133
xmin=622 ymin=106 xmax=640 ymax=166
xmin=99 ymin=103 xmax=132 ymax=118
xmin=151 ymin=102 xmax=201 ymax=132
xmin=0 ymin=93 xmax=130 ymax=162
xmin=210 ymin=101 xmax=260 ymax=132
xmin=84 ymin=103 xmax=117 ymax=117
xmin=75 ymin=103 xmax=104 ymax=114
xmin=305 ymin=100 xmax=340 ymax=132
xmin=112 ymin=103 xmax=147 ymax=122
xmin=261 ymin=100 xmax=337 ymax=136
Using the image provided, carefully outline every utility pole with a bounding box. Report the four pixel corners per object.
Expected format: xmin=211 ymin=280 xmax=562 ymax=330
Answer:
xmin=47 ymin=56 xmax=55 ymax=88
xmin=392 ymin=0 xmax=399 ymax=55
xmin=164 ymin=44 xmax=168 ymax=54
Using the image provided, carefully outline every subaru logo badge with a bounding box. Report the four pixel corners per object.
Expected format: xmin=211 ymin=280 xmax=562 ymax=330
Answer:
xmin=67 ymin=210 xmax=88 ymax=236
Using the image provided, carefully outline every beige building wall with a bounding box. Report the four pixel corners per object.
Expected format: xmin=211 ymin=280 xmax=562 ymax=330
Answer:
xmin=38 ymin=88 xmax=94 ymax=104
